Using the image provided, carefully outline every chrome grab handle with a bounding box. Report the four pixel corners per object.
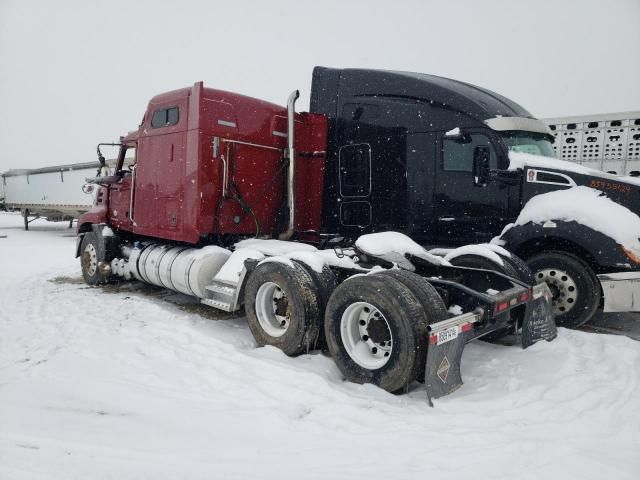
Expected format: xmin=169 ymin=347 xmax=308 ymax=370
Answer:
xmin=221 ymin=143 xmax=229 ymax=198
xmin=129 ymin=165 xmax=136 ymax=221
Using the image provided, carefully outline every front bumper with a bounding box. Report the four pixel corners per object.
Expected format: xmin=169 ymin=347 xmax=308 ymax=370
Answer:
xmin=598 ymin=271 xmax=640 ymax=312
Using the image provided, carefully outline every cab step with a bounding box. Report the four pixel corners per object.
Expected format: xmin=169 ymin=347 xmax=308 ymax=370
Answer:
xmin=202 ymin=279 xmax=240 ymax=312
xmin=201 ymin=297 xmax=234 ymax=312
xmin=205 ymin=282 xmax=236 ymax=301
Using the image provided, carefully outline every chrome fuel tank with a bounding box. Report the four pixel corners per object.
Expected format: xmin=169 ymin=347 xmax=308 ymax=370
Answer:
xmin=124 ymin=243 xmax=231 ymax=298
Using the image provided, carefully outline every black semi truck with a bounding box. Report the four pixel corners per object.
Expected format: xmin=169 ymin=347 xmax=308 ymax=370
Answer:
xmin=310 ymin=67 xmax=640 ymax=328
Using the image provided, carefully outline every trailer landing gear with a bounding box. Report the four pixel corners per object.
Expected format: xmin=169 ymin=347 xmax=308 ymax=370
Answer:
xmin=21 ymin=209 xmax=42 ymax=231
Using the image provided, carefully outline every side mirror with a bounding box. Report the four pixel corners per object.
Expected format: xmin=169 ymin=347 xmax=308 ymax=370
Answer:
xmin=473 ymin=145 xmax=491 ymax=186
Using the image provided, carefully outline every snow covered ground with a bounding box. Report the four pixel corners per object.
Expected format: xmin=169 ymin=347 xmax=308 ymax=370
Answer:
xmin=1 ymin=211 xmax=639 ymax=480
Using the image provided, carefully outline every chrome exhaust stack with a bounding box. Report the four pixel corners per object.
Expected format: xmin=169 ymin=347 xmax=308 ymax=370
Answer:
xmin=279 ymin=89 xmax=299 ymax=240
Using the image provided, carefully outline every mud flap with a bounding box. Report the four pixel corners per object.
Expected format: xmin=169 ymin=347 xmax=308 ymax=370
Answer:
xmin=521 ymin=283 xmax=557 ymax=349
xmin=425 ymin=312 xmax=480 ymax=405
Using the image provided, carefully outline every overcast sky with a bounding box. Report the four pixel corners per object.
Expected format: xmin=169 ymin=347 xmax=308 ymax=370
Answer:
xmin=1 ymin=0 xmax=638 ymax=171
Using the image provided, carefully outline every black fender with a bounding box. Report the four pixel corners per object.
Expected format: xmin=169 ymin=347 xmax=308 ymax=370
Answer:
xmin=75 ymin=224 xmax=119 ymax=260
xmin=499 ymin=220 xmax=636 ymax=272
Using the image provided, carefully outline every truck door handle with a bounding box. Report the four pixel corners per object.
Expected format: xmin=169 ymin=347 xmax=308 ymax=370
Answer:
xmin=438 ymin=217 xmax=455 ymax=222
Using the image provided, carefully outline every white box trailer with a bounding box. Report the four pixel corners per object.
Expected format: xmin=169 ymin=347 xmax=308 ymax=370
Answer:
xmin=1 ymin=160 xmax=115 ymax=230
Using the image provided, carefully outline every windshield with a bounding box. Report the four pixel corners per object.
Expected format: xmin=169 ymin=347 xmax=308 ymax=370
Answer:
xmin=499 ymin=131 xmax=555 ymax=158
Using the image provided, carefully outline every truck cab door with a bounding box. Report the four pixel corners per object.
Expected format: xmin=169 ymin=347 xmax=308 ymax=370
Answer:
xmin=433 ymin=131 xmax=509 ymax=244
xmin=107 ymin=147 xmax=135 ymax=231
xmin=134 ymin=101 xmax=187 ymax=241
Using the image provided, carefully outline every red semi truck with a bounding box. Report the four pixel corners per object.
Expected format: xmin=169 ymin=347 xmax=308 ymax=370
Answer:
xmin=77 ymin=70 xmax=555 ymax=401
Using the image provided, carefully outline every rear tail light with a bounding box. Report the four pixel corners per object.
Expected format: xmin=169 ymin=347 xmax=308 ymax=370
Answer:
xmin=519 ymin=289 xmax=532 ymax=302
xmin=460 ymin=322 xmax=473 ymax=333
xmin=493 ymin=288 xmax=532 ymax=315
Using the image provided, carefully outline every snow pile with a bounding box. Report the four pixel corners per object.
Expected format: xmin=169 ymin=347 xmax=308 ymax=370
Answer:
xmin=481 ymin=242 xmax=511 ymax=258
xmin=257 ymin=249 xmax=364 ymax=273
xmin=445 ymin=127 xmax=460 ymax=136
xmin=443 ymin=244 xmax=504 ymax=266
xmin=503 ymin=186 xmax=640 ymax=251
xmin=1 ymin=212 xmax=640 ymax=479
xmin=447 ymin=304 xmax=463 ymax=315
xmin=355 ymin=231 xmax=447 ymax=266
xmin=229 ymin=239 xmax=364 ymax=277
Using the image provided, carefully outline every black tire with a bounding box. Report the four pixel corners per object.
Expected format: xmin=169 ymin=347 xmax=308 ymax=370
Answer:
xmin=244 ymin=260 xmax=321 ymax=356
xmin=497 ymin=252 xmax=536 ymax=285
xmin=296 ymin=262 xmax=338 ymax=350
xmin=377 ymin=270 xmax=448 ymax=382
xmin=324 ymin=273 xmax=431 ymax=393
xmin=526 ymin=251 xmax=601 ymax=329
xmin=80 ymin=232 xmax=111 ymax=285
xmin=23 ymin=209 xmax=29 ymax=231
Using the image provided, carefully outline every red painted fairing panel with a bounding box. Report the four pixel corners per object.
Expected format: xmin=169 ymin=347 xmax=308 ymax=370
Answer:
xmin=294 ymin=113 xmax=327 ymax=238
xmin=77 ymin=186 xmax=109 ymax=231
xmin=105 ymin=82 xmax=328 ymax=244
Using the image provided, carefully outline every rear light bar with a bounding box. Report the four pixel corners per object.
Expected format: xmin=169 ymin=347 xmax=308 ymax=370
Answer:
xmin=427 ymin=311 xmax=481 ymax=346
xmin=492 ymin=287 xmax=532 ymax=316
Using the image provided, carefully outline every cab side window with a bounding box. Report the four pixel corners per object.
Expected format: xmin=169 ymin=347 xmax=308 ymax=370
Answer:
xmin=442 ymin=133 xmax=497 ymax=172
xmin=151 ymin=107 xmax=180 ymax=128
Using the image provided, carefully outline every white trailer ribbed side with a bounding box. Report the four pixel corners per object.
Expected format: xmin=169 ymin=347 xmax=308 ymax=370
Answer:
xmin=1 ymin=161 xmax=109 ymax=229
xmin=542 ymin=111 xmax=640 ymax=175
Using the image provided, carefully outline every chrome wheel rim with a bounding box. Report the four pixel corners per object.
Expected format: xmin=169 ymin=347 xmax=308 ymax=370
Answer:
xmin=341 ymin=302 xmax=393 ymax=369
xmin=255 ymin=281 xmax=289 ymax=337
xmin=535 ymin=268 xmax=578 ymax=315
xmin=82 ymin=243 xmax=98 ymax=276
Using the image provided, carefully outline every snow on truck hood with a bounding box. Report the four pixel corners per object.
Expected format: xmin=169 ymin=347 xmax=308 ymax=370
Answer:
xmin=508 ymin=151 xmax=640 ymax=187
xmin=497 ymin=186 xmax=640 ymax=252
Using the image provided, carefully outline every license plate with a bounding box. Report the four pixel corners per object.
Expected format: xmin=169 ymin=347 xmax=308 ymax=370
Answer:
xmin=437 ymin=326 xmax=459 ymax=345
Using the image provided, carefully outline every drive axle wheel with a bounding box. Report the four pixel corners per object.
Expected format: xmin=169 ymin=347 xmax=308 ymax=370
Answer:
xmin=341 ymin=301 xmax=394 ymax=369
xmin=255 ymin=281 xmax=291 ymax=337
xmin=324 ymin=273 xmax=433 ymax=393
xmin=80 ymin=232 xmax=111 ymax=285
xmin=245 ymin=260 xmax=321 ymax=356
xmin=526 ymin=251 xmax=601 ymax=329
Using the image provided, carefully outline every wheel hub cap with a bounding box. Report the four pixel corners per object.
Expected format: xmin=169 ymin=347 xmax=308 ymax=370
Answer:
xmin=535 ymin=268 xmax=577 ymax=315
xmin=82 ymin=243 xmax=98 ymax=276
xmin=341 ymin=302 xmax=393 ymax=369
xmin=255 ymin=282 xmax=290 ymax=337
